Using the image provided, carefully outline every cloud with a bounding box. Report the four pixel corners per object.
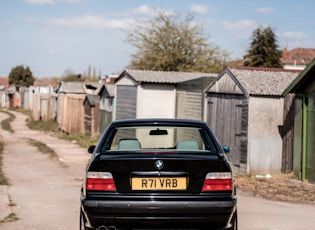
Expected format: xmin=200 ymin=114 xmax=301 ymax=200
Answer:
xmin=282 ymin=31 xmax=309 ymax=39
xmin=256 ymin=7 xmax=275 ymax=15
xmin=190 ymin=4 xmax=208 ymax=14
xmin=221 ymin=19 xmax=256 ymax=30
xmin=130 ymin=5 xmax=154 ymax=15
xmin=48 ymin=14 xmax=136 ymax=29
xmin=125 ymin=5 xmax=174 ymax=17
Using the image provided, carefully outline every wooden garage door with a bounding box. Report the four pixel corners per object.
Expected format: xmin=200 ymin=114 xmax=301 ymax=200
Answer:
xmin=206 ymin=93 xmax=248 ymax=174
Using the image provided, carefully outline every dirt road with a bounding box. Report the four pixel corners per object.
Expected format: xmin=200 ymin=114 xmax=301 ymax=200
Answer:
xmin=1 ymin=110 xmax=315 ymax=230
xmin=0 ymin=110 xmax=90 ymax=230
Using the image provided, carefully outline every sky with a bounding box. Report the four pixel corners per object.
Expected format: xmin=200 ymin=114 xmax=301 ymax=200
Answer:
xmin=1 ymin=0 xmax=315 ymax=78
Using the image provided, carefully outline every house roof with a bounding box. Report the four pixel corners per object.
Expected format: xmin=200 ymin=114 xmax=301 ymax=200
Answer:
xmin=57 ymin=81 xmax=86 ymax=94
xmin=283 ymin=58 xmax=315 ymax=95
xmin=206 ymin=66 xmax=301 ymax=97
xmin=34 ymin=78 xmax=58 ymax=88
xmin=0 ymin=77 xmax=9 ymax=88
xmin=281 ymin=48 xmax=315 ymax=65
xmin=116 ymin=69 xmax=217 ymax=84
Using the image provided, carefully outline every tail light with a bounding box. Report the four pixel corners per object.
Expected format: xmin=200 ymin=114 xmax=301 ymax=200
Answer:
xmin=202 ymin=172 xmax=233 ymax=192
xmin=86 ymin=172 xmax=116 ymax=191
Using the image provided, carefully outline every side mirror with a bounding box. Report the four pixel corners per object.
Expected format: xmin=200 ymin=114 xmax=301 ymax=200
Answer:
xmin=87 ymin=145 xmax=96 ymax=154
xmin=222 ymin=145 xmax=230 ymax=154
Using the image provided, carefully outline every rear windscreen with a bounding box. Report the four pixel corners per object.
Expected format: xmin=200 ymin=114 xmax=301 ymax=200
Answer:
xmin=103 ymin=126 xmax=217 ymax=152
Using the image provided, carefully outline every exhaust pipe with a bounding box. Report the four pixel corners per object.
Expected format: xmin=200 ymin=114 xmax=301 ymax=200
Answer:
xmin=97 ymin=225 xmax=116 ymax=230
xmin=97 ymin=226 xmax=108 ymax=230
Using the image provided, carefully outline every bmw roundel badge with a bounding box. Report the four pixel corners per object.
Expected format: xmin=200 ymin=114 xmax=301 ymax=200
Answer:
xmin=155 ymin=160 xmax=164 ymax=170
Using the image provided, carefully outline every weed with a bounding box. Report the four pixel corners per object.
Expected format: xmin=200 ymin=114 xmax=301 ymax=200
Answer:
xmin=0 ymin=213 xmax=19 ymax=223
xmin=235 ymin=173 xmax=315 ymax=204
xmin=27 ymin=138 xmax=68 ymax=168
xmin=15 ymin=107 xmax=99 ymax=148
xmin=0 ymin=109 xmax=15 ymax=133
xmin=0 ymin=137 xmax=9 ymax=185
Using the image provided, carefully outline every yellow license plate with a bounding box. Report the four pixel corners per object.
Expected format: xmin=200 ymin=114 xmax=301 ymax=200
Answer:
xmin=132 ymin=177 xmax=186 ymax=190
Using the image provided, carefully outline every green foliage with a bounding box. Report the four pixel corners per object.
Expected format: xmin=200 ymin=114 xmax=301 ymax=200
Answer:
xmin=60 ymin=74 xmax=84 ymax=82
xmin=56 ymin=67 xmax=99 ymax=83
xmin=26 ymin=116 xmax=99 ymax=148
xmin=58 ymin=68 xmax=84 ymax=82
xmin=125 ymin=10 xmax=229 ymax=73
xmin=244 ymin=25 xmax=282 ymax=68
xmin=27 ymin=118 xmax=59 ymax=132
xmin=8 ymin=65 xmax=35 ymax=87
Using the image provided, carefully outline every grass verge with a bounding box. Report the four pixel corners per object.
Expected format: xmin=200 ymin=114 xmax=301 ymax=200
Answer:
xmin=0 ymin=213 xmax=19 ymax=223
xmin=0 ymin=109 xmax=15 ymax=133
xmin=0 ymin=136 xmax=9 ymax=185
xmin=27 ymin=138 xmax=68 ymax=168
xmin=14 ymin=108 xmax=99 ymax=148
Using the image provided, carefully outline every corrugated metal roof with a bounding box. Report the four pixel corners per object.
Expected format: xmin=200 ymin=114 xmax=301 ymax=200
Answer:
xmin=85 ymin=82 xmax=103 ymax=95
xmin=104 ymin=84 xmax=115 ymax=97
xmin=119 ymin=69 xmax=217 ymax=84
xmin=85 ymin=94 xmax=96 ymax=106
xmin=58 ymin=82 xmax=86 ymax=94
xmin=3 ymin=85 xmax=16 ymax=94
xmin=206 ymin=66 xmax=301 ymax=96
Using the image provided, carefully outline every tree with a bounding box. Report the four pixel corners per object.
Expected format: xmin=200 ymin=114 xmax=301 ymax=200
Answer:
xmin=125 ymin=10 xmax=229 ymax=73
xmin=60 ymin=68 xmax=83 ymax=82
xmin=8 ymin=65 xmax=35 ymax=87
xmin=244 ymin=25 xmax=282 ymax=68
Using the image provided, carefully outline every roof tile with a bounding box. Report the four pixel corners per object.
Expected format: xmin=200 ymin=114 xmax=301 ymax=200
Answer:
xmin=281 ymin=48 xmax=315 ymax=65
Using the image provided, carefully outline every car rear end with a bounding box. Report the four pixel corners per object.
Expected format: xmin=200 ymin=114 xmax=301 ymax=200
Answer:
xmin=80 ymin=119 xmax=237 ymax=230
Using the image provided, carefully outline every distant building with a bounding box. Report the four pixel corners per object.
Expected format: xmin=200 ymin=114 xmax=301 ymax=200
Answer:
xmin=0 ymin=77 xmax=9 ymax=90
xmin=281 ymin=48 xmax=315 ymax=70
xmin=100 ymin=74 xmax=118 ymax=85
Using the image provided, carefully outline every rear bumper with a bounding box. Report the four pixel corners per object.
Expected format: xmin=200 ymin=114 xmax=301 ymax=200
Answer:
xmin=81 ymin=197 xmax=237 ymax=228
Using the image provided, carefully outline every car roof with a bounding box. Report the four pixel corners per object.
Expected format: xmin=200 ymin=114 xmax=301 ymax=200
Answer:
xmin=109 ymin=118 xmax=207 ymax=127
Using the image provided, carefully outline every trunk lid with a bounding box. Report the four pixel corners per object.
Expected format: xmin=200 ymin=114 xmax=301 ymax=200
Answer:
xmin=87 ymin=153 xmax=230 ymax=194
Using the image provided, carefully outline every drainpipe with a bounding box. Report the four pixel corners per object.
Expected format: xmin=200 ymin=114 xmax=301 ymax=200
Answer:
xmin=302 ymin=95 xmax=308 ymax=180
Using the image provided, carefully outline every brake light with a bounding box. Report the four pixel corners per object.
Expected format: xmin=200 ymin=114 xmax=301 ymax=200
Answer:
xmin=86 ymin=172 xmax=116 ymax=191
xmin=202 ymin=172 xmax=232 ymax=192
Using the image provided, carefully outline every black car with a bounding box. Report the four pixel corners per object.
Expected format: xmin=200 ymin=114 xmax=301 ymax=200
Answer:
xmin=80 ymin=118 xmax=237 ymax=230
